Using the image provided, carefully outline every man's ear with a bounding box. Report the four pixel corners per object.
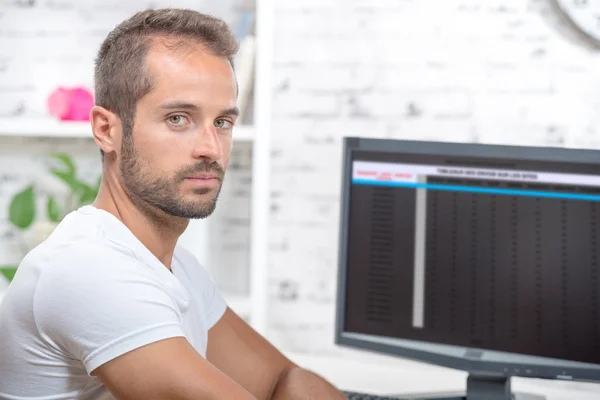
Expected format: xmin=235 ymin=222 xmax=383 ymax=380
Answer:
xmin=90 ymin=106 xmax=121 ymax=157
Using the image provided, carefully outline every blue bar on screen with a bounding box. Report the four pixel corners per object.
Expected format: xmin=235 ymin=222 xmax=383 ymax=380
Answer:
xmin=351 ymin=179 xmax=600 ymax=202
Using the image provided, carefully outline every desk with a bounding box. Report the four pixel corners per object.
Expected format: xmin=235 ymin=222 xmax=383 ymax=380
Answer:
xmin=285 ymin=350 xmax=600 ymax=400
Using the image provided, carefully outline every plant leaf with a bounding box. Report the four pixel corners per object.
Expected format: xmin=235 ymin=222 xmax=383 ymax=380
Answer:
xmin=47 ymin=196 xmax=62 ymax=222
xmin=0 ymin=266 xmax=18 ymax=282
xmin=50 ymin=153 xmax=76 ymax=176
xmin=51 ymin=170 xmax=84 ymax=197
xmin=9 ymin=185 xmax=36 ymax=229
xmin=51 ymin=169 xmax=99 ymax=207
xmin=78 ymin=183 xmax=98 ymax=206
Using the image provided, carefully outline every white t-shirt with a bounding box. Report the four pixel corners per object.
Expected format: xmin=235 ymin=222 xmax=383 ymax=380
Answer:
xmin=0 ymin=205 xmax=227 ymax=399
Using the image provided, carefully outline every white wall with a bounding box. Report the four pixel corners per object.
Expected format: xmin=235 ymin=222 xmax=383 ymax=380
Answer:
xmin=266 ymin=0 xmax=600 ymax=354
xmin=1 ymin=0 xmax=600 ymax=355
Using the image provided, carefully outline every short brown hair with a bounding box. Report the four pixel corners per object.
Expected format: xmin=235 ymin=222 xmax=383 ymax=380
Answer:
xmin=94 ymin=8 xmax=239 ymax=158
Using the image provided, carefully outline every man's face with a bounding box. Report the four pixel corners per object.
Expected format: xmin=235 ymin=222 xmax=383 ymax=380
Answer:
xmin=120 ymin=41 xmax=238 ymax=219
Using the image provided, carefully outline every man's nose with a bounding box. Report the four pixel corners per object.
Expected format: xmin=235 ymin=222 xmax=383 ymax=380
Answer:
xmin=191 ymin=124 xmax=223 ymax=162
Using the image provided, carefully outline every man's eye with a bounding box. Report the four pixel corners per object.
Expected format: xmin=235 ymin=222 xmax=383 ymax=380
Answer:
xmin=167 ymin=115 xmax=188 ymax=125
xmin=214 ymin=118 xmax=233 ymax=129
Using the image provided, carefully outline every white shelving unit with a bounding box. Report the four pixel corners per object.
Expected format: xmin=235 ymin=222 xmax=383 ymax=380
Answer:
xmin=247 ymin=0 xmax=273 ymax=334
xmin=0 ymin=0 xmax=273 ymax=333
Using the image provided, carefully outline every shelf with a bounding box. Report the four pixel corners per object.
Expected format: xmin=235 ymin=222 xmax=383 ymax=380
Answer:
xmin=0 ymin=118 xmax=254 ymax=141
xmin=0 ymin=118 xmax=93 ymax=138
xmin=233 ymin=125 xmax=254 ymax=142
xmin=221 ymin=291 xmax=252 ymax=319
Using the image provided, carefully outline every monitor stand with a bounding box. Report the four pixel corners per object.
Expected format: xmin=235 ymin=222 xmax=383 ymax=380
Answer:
xmin=397 ymin=374 xmax=546 ymax=400
xmin=464 ymin=374 xmax=545 ymax=400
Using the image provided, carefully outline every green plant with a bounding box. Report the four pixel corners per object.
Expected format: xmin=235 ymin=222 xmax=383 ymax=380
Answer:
xmin=0 ymin=153 xmax=101 ymax=282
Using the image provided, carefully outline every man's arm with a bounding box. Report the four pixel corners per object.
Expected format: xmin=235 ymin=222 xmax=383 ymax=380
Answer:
xmin=94 ymin=337 xmax=257 ymax=400
xmin=207 ymin=308 xmax=346 ymax=400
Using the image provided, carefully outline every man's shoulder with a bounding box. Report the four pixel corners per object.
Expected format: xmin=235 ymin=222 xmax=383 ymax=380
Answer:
xmin=24 ymin=207 xmax=134 ymax=265
xmin=20 ymin=230 xmax=141 ymax=287
xmin=25 ymin=236 xmax=168 ymax=314
xmin=32 ymin=232 xmax=135 ymax=267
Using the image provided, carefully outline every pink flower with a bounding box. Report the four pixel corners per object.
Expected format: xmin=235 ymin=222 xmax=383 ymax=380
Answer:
xmin=47 ymin=87 xmax=94 ymax=121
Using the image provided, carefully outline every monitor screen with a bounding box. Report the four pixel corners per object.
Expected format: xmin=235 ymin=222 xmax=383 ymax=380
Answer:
xmin=336 ymin=138 xmax=600 ymax=383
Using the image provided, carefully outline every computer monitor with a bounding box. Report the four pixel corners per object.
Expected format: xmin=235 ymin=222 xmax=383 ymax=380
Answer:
xmin=335 ymin=137 xmax=600 ymax=400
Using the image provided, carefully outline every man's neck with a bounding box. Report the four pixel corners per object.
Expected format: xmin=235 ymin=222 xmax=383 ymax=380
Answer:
xmin=93 ymin=177 xmax=188 ymax=270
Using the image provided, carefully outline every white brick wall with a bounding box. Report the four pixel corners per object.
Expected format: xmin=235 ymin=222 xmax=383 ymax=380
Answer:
xmin=267 ymin=0 xmax=600 ymax=354
xmin=0 ymin=0 xmax=252 ymax=118
xmin=2 ymin=0 xmax=600 ymax=357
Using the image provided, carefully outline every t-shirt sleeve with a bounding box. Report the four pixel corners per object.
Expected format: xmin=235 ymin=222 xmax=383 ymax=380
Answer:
xmin=33 ymin=244 xmax=186 ymax=375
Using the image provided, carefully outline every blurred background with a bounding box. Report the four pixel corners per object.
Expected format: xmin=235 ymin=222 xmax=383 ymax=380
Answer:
xmin=1 ymin=0 xmax=600 ymax=363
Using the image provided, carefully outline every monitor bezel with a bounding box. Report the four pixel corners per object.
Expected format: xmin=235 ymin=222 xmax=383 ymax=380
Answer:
xmin=335 ymin=137 xmax=600 ymax=383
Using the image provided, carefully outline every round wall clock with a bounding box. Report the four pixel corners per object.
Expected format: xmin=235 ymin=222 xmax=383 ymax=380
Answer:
xmin=555 ymin=0 xmax=600 ymax=45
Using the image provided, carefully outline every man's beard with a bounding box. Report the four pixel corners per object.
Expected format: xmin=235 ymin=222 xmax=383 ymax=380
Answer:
xmin=119 ymin=138 xmax=224 ymax=219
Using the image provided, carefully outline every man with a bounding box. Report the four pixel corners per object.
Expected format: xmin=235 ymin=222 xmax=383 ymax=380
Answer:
xmin=0 ymin=8 xmax=346 ymax=400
